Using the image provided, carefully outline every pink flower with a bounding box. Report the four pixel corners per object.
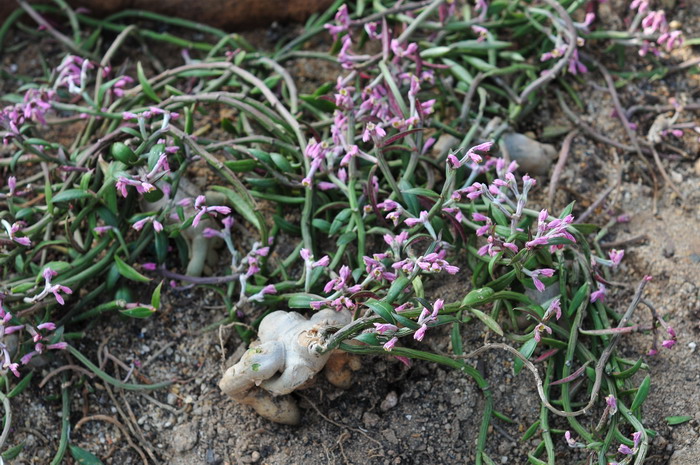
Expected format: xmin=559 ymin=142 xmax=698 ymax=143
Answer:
xmin=471 ymin=25 xmax=488 ymax=42
xmin=7 ymin=176 xmax=16 ymax=196
xmin=405 ymin=210 xmax=429 ymax=227
xmin=564 ymin=431 xmax=576 ymax=448
xmin=300 ymin=248 xmax=329 ymax=268
xmin=192 ymin=195 xmax=231 ymax=227
xmin=527 ymin=268 xmax=555 ymax=293
xmin=608 ymin=249 xmax=624 ymax=267
xmin=383 ymin=337 xmax=398 ymax=351
xmin=414 ymin=324 xmax=428 ymax=341
xmin=661 ymin=339 xmax=676 ymax=349
xmin=545 ymin=299 xmax=561 ymax=320
xmin=50 ymin=284 xmax=73 ymax=305
xmin=606 ymin=395 xmax=617 ymax=414
xmin=533 ymin=323 xmax=552 ymax=342
xmin=590 ymin=283 xmax=607 ymax=303
xmin=374 ymin=323 xmax=398 ymax=334
xmin=618 ymin=444 xmax=634 ymax=455
xmin=362 ymin=122 xmax=386 ymax=142
xmin=447 ymin=153 xmax=462 ymax=169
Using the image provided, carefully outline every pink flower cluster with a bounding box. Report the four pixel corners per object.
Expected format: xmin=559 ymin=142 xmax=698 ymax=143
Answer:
xmin=630 ymin=1 xmax=683 ymax=56
xmin=0 ymin=294 xmax=67 ymax=377
xmin=0 ymin=89 xmax=56 ymax=144
xmin=526 ymin=209 xmax=576 ymax=251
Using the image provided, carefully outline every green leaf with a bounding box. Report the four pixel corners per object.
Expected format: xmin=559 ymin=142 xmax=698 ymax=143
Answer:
xmin=110 ymin=142 xmax=137 ymax=165
xmin=460 ymin=287 xmax=495 ymax=307
xmin=113 ymin=256 xmax=151 ymax=283
xmin=451 ymin=323 xmax=463 ymax=356
xmin=567 ymin=283 xmax=589 ymax=317
xmin=420 ymin=46 xmax=451 ymax=58
xmin=69 ymin=445 xmax=104 ymax=464
xmin=666 ymin=416 xmax=692 ymax=426
xmin=270 ymin=153 xmax=293 ymax=172
xmin=462 ymin=55 xmax=496 ymax=72
xmin=211 ymin=186 xmax=263 ymax=234
xmin=385 ymin=276 xmax=410 ymax=303
xmin=631 ymin=375 xmax=651 ymax=411
xmin=2 ymin=443 xmax=24 ymax=460
xmin=365 ymin=299 xmax=396 ymax=324
xmin=482 ymin=453 xmax=498 ymax=465
xmin=514 ymin=338 xmax=537 ymax=375
xmin=299 ymin=95 xmax=337 ymax=112
xmin=52 ymin=189 xmax=92 ymax=203
xmin=469 ymin=308 xmax=504 ymax=336
xmin=337 ymin=232 xmax=356 ymax=246
xmin=137 ymin=62 xmax=161 ymax=103
xmin=8 ymin=371 xmax=34 ymax=398
xmin=329 ymin=208 xmax=352 ymax=235
xmin=151 ymin=281 xmax=163 ymax=309
xmin=401 ymin=187 xmax=439 ymax=198
xmin=521 ymin=420 xmax=541 ymax=441
xmin=287 ymin=293 xmax=324 ymax=308
xmin=611 ymin=358 xmax=643 ymax=379
xmin=120 ymin=306 xmax=156 ymax=318
xmin=559 ymin=201 xmax=575 ymax=218
xmin=224 ymin=159 xmax=259 ymax=172
xmin=354 ymin=332 xmax=380 ymax=346
xmin=571 ymin=223 xmax=598 ymax=234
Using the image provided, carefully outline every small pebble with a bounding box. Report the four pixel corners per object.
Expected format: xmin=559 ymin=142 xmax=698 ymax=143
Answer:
xmin=380 ymin=391 xmax=399 ymax=411
xmin=501 ymin=133 xmax=556 ymax=176
xmin=251 ymin=451 xmax=261 ymax=462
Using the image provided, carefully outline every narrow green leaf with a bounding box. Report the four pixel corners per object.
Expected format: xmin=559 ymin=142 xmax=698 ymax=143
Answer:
xmin=460 ymin=287 xmax=495 ymax=307
xmin=514 ymin=338 xmax=538 ymax=375
xmin=521 ymin=420 xmax=541 ymax=441
xmin=611 ymin=358 xmax=643 ymax=379
xmin=567 ymin=283 xmax=589 ymax=317
xmin=52 ymin=189 xmax=92 ymax=203
xmin=451 ymin=323 xmax=463 ymax=355
xmin=666 ymin=416 xmax=692 ymax=425
xmin=366 ymin=299 xmax=397 ymax=324
xmin=69 ymin=445 xmax=104 ymax=464
xmin=401 ymin=187 xmax=440 ymax=198
xmin=630 ymin=375 xmax=651 ymax=411
xmin=113 ymin=255 xmax=151 ymax=283
xmin=120 ymin=306 xmax=155 ymax=318
xmin=211 ymin=186 xmax=263 ymax=234
xmin=137 ymin=62 xmax=161 ymax=102
xmin=469 ymin=308 xmax=504 ymax=336
xmin=8 ymin=371 xmax=34 ymax=398
xmin=151 ymin=281 xmax=163 ymax=309
xmin=385 ymin=276 xmax=410 ymax=303
xmin=287 ymin=293 xmax=324 ymax=308
xmin=2 ymin=443 xmax=24 ymax=460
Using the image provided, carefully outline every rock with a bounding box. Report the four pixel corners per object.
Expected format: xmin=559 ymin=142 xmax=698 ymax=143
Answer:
xmin=669 ymin=436 xmax=700 ymax=465
xmin=170 ymin=422 xmax=199 ymax=453
xmin=380 ymin=391 xmax=399 ymax=411
xmin=363 ymin=412 xmax=380 ymax=428
xmin=501 ymin=133 xmax=556 ymax=176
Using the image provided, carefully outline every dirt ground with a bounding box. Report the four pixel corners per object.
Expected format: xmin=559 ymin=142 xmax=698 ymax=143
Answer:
xmin=1 ymin=7 xmax=700 ymax=465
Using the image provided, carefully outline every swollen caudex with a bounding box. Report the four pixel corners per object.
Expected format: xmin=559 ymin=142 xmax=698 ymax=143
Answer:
xmin=219 ymin=309 xmax=352 ymax=424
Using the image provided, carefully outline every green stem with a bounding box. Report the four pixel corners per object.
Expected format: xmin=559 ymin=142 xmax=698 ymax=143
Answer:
xmin=67 ymin=345 xmax=173 ymax=391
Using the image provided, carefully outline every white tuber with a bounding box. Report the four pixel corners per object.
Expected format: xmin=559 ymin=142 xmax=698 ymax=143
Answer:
xmin=219 ymin=309 xmax=352 ymax=424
